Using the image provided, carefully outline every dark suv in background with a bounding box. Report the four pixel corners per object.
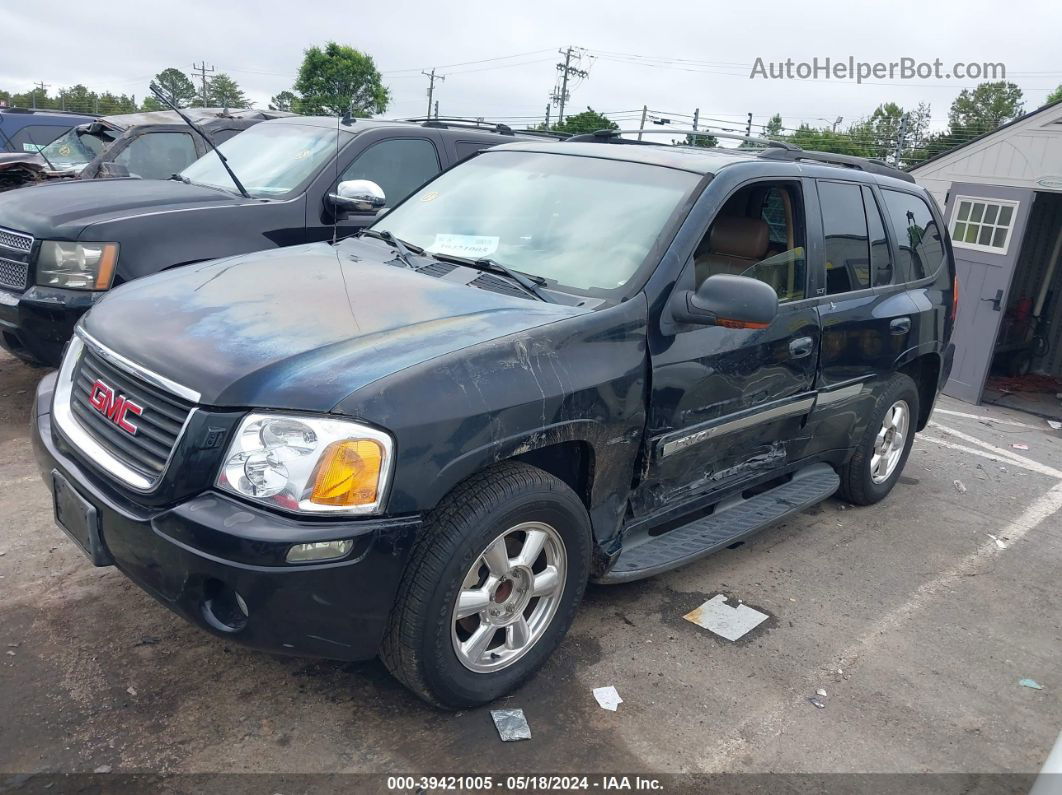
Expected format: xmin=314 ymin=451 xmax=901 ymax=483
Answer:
xmin=0 ymin=116 xmax=548 ymax=365
xmin=32 ymin=130 xmax=956 ymax=708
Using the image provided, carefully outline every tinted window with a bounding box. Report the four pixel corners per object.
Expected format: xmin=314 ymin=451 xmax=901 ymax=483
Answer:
xmin=115 ymin=132 xmax=197 ymax=179
xmin=819 ymin=181 xmax=870 ymax=295
xmin=862 ymin=186 xmax=893 ymax=286
xmin=210 ymin=128 xmax=244 ymax=145
xmin=881 ymin=190 xmax=945 ymax=281
xmin=455 ymin=141 xmax=486 ymax=161
xmin=341 ymin=138 xmax=440 ymax=207
xmin=7 ymin=124 xmax=68 ymax=153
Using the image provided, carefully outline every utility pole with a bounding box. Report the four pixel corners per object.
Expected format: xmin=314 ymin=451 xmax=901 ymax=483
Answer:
xmin=832 ymin=116 xmax=843 ymax=132
xmin=637 ymin=105 xmax=648 ymax=140
xmin=32 ymin=81 xmax=49 ymax=109
xmin=745 ymin=112 xmax=753 ymax=138
xmin=433 ymin=100 xmax=439 ymax=119
xmin=544 ymin=104 xmax=551 ymax=130
xmin=422 ymin=68 xmax=445 ymax=118
xmin=191 ymin=62 xmax=215 ymax=107
xmin=893 ymin=113 xmax=910 ymax=166
xmin=552 ymin=46 xmax=589 ymax=125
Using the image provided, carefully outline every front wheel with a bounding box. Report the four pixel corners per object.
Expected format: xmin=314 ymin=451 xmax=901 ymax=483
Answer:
xmin=838 ymin=373 xmax=920 ymax=505
xmin=381 ymin=463 xmax=591 ymax=708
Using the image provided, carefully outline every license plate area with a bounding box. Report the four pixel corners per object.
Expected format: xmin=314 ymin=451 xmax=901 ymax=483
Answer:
xmin=52 ymin=470 xmax=112 ymax=566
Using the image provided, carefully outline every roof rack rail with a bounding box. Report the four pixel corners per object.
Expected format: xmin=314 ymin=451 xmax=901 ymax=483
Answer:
xmin=398 ymin=116 xmax=517 ymax=136
xmin=567 ymin=128 xmax=799 ymax=151
xmin=757 ymin=147 xmax=915 ymax=183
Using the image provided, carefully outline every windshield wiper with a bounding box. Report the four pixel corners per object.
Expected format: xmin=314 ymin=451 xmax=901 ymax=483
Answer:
xmin=431 ymin=252 xmax=554 ymax=303
xmin=148 ymin=83 xmax=252 ymax=199
xmin=358 ymin=228 xmax=421 ymax=269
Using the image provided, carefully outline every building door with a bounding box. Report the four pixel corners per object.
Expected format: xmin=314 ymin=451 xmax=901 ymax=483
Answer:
xmin=942 ymin=183 xmax=1035 ymax=403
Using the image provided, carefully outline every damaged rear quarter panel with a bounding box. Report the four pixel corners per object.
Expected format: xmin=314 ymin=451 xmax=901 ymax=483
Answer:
xmin=336 ymin=296 xmax=650 ymax=546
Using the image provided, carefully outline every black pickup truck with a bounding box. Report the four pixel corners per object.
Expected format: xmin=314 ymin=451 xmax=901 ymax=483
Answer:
xmin=32 ymin=132 xmax=956 ymax=708
xmin=0 ymin=116 xmax=542 ymax=366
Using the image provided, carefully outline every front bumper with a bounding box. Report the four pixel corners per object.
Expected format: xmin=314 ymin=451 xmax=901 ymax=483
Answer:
xmin=31 ymin=372 xmax=420 ymax=661
xmin=0 ymin=285 xmax=99 ymax=366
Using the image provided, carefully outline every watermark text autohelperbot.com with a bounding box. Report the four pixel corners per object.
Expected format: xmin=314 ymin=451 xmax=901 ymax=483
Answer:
xmin=750 ymin=57 xmax=1005 ymax=83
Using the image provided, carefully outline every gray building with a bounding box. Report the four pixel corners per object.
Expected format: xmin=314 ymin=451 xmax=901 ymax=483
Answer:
xmin=909 ymin=100 xmax=1062 ymax=415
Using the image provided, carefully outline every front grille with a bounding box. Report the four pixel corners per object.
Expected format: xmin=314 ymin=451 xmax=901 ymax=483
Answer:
xmin=70 ymin=345 xmax=195 ymax=481
xmin=0 ymin=256 xmax=28 ymax=291
xmin=0 ymin=227 xmax=33 ymax=253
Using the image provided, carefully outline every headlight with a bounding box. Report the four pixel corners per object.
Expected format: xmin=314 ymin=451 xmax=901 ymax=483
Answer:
xmin=37 ymin=241 xmax=119 ymax=290
xmin=217 ymin=413 xmax=393 ymax=515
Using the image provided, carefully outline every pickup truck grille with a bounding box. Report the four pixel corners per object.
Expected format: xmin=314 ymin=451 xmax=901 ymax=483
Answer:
xmin=0 ymin=227 xmax=33 ymax=253
xmin=0 ymin=227 xmax=33 ymax=291
xmin=70 ymin=344 xmax=195 ymax=481
xmin=0 ymin=256 xmax=28 ymax=291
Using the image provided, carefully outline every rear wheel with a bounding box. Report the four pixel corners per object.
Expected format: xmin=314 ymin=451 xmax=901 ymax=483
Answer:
xmin=381 ymin=463 xmax=591 ymax=708
xmin=838 ymin=373 xmax=920 ymax=505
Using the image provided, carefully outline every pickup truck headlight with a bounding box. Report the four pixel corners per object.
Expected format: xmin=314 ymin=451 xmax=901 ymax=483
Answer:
xmin=217 ymin=413 xmax=394 ymax=515
xmin=37 ymin=241 xmax=119 ymax=290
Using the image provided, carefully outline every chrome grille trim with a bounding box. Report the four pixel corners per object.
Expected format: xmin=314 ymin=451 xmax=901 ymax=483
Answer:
xmin=0 ymin=227 xmax=33 ymax=253
xmin=78 ymin=328 xmax=202 ymax=403
xmin=0 ymin=256 xmax=28 ymax=291
xmin=53 ymin=334 xmax=198 ymax=493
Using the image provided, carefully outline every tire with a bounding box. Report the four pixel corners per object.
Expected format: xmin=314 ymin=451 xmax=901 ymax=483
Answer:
xmin=380 ymin=462 xmax=592 ymax=709
xmin=838 ymin=373 xmax=920 ymax=506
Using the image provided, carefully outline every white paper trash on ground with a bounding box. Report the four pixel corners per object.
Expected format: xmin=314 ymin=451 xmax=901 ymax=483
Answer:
xmin=491 ymin=708 xmax=531 ymax=741
xmin=683 ymin=594 xmax=769 ymax=641
xmin=593 ymin=686 xmax=623 ymax=711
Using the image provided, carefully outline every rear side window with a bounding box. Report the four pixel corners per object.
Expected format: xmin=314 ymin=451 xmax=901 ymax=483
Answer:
xmin=881 ymin=190 xmax=945 ymax=281
xmin=862 ymin=187 xmax=893 ymax=286
xmin=115 ymin=132 xmax=198 ymax=180
xmin=819 ymin=181 xmax=870 ymax=294
xmin=341 ymin=138 xmax=441 ymax=207
xmin=455 ymin=140 xmax=486 ymax=161
xmin=5 ymin=124 xmax=68 ymax=153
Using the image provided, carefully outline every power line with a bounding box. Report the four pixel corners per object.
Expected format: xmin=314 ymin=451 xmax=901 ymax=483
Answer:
xmin=552 ymin=46 xmax=590 ymax=124
xmin=191 ymin=61 xmax=215 ymax=108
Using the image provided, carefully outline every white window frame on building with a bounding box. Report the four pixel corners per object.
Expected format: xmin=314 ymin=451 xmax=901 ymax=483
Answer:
xmin=950 ymin=196 xmax=1020 ymax=255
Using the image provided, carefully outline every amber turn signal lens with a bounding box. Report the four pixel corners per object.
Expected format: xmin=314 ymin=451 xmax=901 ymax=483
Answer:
xmin=94 ymin=243 xmax=120 ymax=290
xmin=308 ymin=439 xmax=384 ymax=507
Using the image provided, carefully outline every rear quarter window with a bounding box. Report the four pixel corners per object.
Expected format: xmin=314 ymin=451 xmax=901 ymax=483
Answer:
xmin=880 ymin=189 xmax=945 ymax=282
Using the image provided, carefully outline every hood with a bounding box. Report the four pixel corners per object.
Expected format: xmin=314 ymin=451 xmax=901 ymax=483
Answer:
xmin=0 ymin=177 xmax=251 ymax=240
xmin=82 ymin=239 xmax=586 ymax=410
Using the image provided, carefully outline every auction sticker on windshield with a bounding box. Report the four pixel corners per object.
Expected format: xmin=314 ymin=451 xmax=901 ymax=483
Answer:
xmin=430 ymin=233 xmax=500 ymax=259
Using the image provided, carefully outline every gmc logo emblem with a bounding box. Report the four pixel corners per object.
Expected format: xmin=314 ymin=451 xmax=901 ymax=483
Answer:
xmin=88 ymin=379 xmax=143 ymax=435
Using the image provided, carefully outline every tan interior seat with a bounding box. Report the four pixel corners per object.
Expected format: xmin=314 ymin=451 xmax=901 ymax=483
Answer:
xmin=694 ymin=216 xmax=770 ymax=285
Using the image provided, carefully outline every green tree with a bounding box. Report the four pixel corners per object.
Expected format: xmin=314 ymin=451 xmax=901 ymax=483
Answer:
xmin=58 ymin=84 xmax=95 ymax=113
xmin=203 ymin=73 xmax=248 ymax=109
xmin=151 ymin=68 xmax=197 ymax=108
xmin=269 ymin=90 xmax=299 ymax=112
xmin=140 ymin=95 xmax=164 ymax=111
xmin=552 ymin=107 xmax=617 ymax=136
xmin=97 ymin=92 xmax=137 ymax=114
xmin=764 ymin=113 xmax=783 ymax=138
xmin=294 ymin=42 xmax=389 ymax=116
xmin=683 ymin=131 xmax=719 ymax=147
xmin=948 ymin=81 xmax=1024 ymax=134
xmin=1046 ymin=84 xmax=1062 ymax=106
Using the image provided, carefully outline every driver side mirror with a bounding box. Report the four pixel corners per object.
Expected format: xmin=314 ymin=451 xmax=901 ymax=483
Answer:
xmin=328 ymin=179 xmax=386 ymax=215
xmin=672 ymin=273 xmax=779 ymax=328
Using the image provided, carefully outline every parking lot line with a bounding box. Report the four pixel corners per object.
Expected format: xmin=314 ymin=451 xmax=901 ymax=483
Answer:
xmin=926 ymin=421 xmax=1062 ymax=479
xmin=917 ymin=435 xmax=1062 ymax=477
xmin=833 ymin=480 xmax=1062 ymax=672
xmin=932 ymin=408 xmax=1043 ymax=429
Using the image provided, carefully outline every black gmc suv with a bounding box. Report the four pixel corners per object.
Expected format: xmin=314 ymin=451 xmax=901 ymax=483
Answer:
xmin=0 ymin=116 xmax=544 ymax=366
xmin=32 ymin=132 xmax=956 ymax=708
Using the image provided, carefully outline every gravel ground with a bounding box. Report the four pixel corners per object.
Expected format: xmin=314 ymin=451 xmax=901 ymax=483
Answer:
xmin=1 ymin=349 xmax=1059 ymax=788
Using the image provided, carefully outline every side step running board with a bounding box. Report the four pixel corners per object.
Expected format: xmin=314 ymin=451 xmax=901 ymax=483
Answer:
xmin=597 ymin=464 xmax=840 ymax=584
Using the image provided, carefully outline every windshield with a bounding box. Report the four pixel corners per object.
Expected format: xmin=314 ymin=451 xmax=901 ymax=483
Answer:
xmin=37 ymin=126 xmax=114 ymax=171
xmin=372 ymin=150 xmax=699 ymax=295
xmin=180 ymin=122 xmax=340 ymax=198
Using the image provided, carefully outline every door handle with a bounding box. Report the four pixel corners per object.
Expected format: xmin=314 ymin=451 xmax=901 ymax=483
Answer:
xmin=890 ymin=317 xmax=911 ymax=335
xmin=789 ymin=336 xmax=814 ymax=359
xmin=981 ymin=289 xmax=1004 ymax=311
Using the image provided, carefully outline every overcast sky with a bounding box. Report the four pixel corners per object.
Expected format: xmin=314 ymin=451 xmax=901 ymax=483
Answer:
xmin=3 ymin=0 xmax=1059 ymax=136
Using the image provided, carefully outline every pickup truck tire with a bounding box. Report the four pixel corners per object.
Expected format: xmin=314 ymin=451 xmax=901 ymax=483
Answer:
xmin=838 ymin=373 xmax=920 ymax=506
xmin=381 ymin=462 xmax=592 ymax=709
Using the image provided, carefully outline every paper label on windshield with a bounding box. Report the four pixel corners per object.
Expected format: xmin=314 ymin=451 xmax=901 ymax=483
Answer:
xmin=430 ymin=234 xmax=499 ymax=259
